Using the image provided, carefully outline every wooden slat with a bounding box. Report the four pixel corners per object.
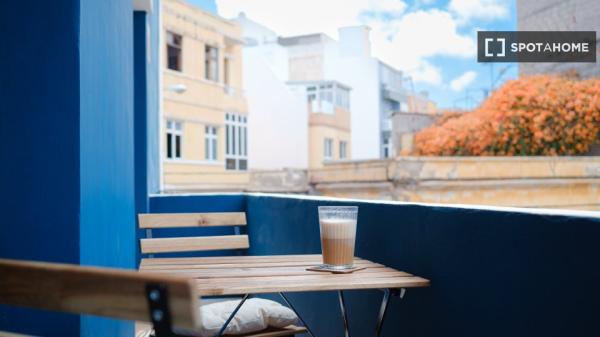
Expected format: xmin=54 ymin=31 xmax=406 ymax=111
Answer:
xmin=233 ymin=325 xmax=307 ymax=337
xmin=192 ymin=270 xmax=412 ymax=286
xmin=0 ymin=259 xmax=200 ymax=331
xmin=0 ymin=331 xmax=34 ymax=337
xmin=140 ymin=235 xmax=249 ymax=254
xmin=140 ymin=254 xmax=348 ymax=266
xmin=144 ymin=264 xmax=392 ymax=279
xmin=138 ymin=212 xmax=246 ymax=229
xmin=140 ymin=259 xmax=374 ymax=270
xmin=195 ymin=275 xmax=430 ymax=296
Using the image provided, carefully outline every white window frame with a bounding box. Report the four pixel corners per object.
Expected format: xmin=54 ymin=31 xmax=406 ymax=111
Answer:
xmin=205 ymin=125 xmax=218 ymax=161
xmin=166 ymin=119 xmax=183 ymax=160
xmin=205 ymin=45 xmax=219 ymax=82
xmin=306 ymin=83 xmax=350 ymax=114
xmin=324 ymin=138 xmax=333 ymax=160
xmin=166 ymin=31 xmax=182 ymax=72
xmin=339 ymin=141 xmax=347 ymax=159
xmin=382 ymin=136 xmax=391 ymax=159
xmin=225 ymin=113 xmax=248 ymax=170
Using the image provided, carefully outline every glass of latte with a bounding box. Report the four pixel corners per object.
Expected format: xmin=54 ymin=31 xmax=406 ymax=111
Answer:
xmin=318 ymin=206 xmax=358 ymax=269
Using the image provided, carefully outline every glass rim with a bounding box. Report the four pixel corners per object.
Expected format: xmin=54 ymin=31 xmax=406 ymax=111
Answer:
xmin=318 ymin=205 xmax=358 ymax=213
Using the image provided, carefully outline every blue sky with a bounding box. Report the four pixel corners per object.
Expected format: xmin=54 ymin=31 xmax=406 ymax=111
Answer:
xmin=211 ymin=0 xmax=517 ymax=109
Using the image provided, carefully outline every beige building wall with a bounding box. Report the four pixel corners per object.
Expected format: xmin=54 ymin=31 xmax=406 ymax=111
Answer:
xmin=407 ymin=94 xmax=437 ymax=115
xmin=310 ymin=157 xmax=600 ymax=211
xmin=308 ymin=106 xmax=351 ymax=168
xmin=162 ymin=0 xmax=248 ymax=190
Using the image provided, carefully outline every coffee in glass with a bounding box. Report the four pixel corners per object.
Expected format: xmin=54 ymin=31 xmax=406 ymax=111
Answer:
xmin=318 ymin=206 xmax=358 ymax=269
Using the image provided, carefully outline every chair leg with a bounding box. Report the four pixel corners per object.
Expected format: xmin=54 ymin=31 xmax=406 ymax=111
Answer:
xmin=374 ymin=288 xmax=405 ymax=337
xmin=279 ymin=292 xmax=317 ymax=337
xmin=338 ymin=291 xmax=350 ymax=337
xmin=216 ymin=293 xmax=250 ymax=337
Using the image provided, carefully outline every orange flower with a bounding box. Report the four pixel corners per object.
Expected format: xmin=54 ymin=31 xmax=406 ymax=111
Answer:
xmin=414 ymin=74 xmax=600 ymax=156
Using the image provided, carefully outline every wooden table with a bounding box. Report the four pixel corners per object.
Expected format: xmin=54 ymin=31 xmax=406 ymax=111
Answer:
xmin=140 ymin=254 xmax=429 ymax=337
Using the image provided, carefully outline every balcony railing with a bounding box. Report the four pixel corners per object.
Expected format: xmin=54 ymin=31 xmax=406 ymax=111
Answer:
xmin=147 ymin=192 xmax=600 ymax=337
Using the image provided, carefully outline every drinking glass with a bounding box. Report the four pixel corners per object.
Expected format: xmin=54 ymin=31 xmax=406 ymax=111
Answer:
xmin=317 ymin=206 xmax=358 ymax=269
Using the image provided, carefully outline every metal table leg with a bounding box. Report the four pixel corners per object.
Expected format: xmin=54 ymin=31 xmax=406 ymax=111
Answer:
xmin=216 ymin=293 xmax=250 ymax=337
xmin=374 ymin=288 xmax=405 ymax=337
xmin=279 ymin=292 xmax=317 ymax=337
xmin=338 ymin=290 xmax=350 ymax=337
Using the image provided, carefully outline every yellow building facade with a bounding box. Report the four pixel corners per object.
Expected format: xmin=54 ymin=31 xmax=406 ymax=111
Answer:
xmin=294 ymin=81 xmax=352 ymax=168
xmin=406 ymin=93 xmax=437 ymax=115
xmin=162 ymin=0 xmax=248 ymax=190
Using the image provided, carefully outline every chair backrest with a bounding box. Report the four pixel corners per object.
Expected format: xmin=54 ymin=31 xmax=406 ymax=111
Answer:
xmin=138 ymin=212 xmax=248 ymax=254
xmin=0 ymin=258 xmax=200 ymax=332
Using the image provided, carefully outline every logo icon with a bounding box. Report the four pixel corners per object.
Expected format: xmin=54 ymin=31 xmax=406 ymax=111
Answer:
xmin=484 ymin=37 xmax=505 ymax=57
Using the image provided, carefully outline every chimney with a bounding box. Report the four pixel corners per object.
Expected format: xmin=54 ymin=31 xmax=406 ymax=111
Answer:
xmin=338 ymin=26 xmax=371 ymax=57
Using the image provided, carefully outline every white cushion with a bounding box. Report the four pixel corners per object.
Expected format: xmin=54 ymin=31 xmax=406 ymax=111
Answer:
xmin=197 ymin=298 xmax=298 ymax=337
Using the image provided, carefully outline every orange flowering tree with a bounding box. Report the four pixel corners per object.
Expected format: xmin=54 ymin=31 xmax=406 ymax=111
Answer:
xmin=414 ymin=75 xmax=600 ymax=156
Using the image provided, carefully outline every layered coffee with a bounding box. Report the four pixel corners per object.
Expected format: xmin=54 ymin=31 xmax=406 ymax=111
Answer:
xmin=319 ymin=218 xmax=357 ymax=267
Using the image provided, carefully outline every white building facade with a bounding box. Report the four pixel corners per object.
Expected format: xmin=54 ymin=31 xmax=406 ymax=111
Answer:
xmin=236 ymin=14 xmax=407 ymax=163
xmin=236 ymin=14 xmax=308 ymax=170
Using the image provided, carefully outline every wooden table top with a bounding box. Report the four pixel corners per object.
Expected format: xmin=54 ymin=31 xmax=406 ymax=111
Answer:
xmin=140 ymin=254 xmax=429 ymax=296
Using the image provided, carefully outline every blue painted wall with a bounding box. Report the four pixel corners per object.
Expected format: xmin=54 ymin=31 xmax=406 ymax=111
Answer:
xmin=245 ymin=195 xmax=600 ymax=337
xmin=79 ymin=0 xmax=138 ymax=336
xmin=135 ymin=0 xmax=161 ymax=267
xmin=150 ymin=194 xmax=600 ymax=337
xmin=146 ymin=0 xmax=161 ymax=197
xmin=1 ymin=0 xmax=155 ymax=335
xmin=0 ymin=1 xmax=81 ymax=335
xmin=135 ymin=10 xmax=150 ymax=217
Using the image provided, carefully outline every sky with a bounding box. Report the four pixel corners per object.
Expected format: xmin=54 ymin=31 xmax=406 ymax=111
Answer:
xmin=213 ymin=0 xmax=518 ymax=109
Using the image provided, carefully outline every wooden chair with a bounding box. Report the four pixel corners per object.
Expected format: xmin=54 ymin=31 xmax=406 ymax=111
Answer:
xmin=139 ymin=212 xmax=250 ymax=255
xmin=0 ymin=258 xmax=305 ymax=337
xmin=138 ymin=212 xmax=307 ymax=337
xmin=0 ymin=258 xmax=200 ymax=336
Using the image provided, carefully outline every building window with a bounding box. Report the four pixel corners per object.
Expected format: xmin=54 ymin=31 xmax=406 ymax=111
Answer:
xmin=324 ymin=138 xmax=333 ymax=160
xmin=166 ymin=120 xmax=182 ymax=159
xmin=306 ymin=83 xmax=350 ymax=114
xmin=205 ymin=126 xmax=218 ymax=161
xmin=205 ymin=45 xmax=219 ymax=82
xmin=224 ymin=57 xmax=230 ymax=86
xmin=307 ymin=86 xmax=317 ymax=102
xmin=225 ymin=113 xmax=247 ymax=170
xmin=339 ymin=141 xmax=347 ymax=159
xmin=382 ymin=136 xmax=391 ymax=159
xmin=336 ymin=86 xmax=350 ymax=109
xmin=166 ymin=31 xmax=182 ymax=71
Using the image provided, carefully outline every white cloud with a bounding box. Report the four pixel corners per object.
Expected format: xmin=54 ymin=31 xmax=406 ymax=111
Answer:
xmin=450 ymin=70 xmax=477 ymax=91
xmin=369 ymin=9 xmax=476 ymax=84
xmin=410 ymin=61 xmax=443 ymax=86
xmin=217 ymin=0 xmax=367 ymax=39
xmin=448 ymin=0 xmax=508 ymax=23
xmin=217 ymin=1 xmax=477 ymax=86
xmin=368 ymin=0 xmax=407 ymax=15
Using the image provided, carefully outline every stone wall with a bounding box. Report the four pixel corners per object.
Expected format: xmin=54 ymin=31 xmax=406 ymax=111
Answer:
xmin=164 ymin=156 xmax=600 ymax=211
xmin=392 ymin=112 xmax=437 ymax=153
xmin=312 ymin=157 xmax=600 ymax=210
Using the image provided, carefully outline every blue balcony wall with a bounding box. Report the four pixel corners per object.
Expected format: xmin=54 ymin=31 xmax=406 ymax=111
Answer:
xmin=0 ymin=0 xmax=158 ymax=335
xmin=0 ymin=1 xmax=81 ymax=335
xmin=150 ymin=193 xmax=600 ymax=337
xmin=135 ymin=0 xmax=161 ymax=266
xmin=79 ymin=0 xmax=139 ymax=336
